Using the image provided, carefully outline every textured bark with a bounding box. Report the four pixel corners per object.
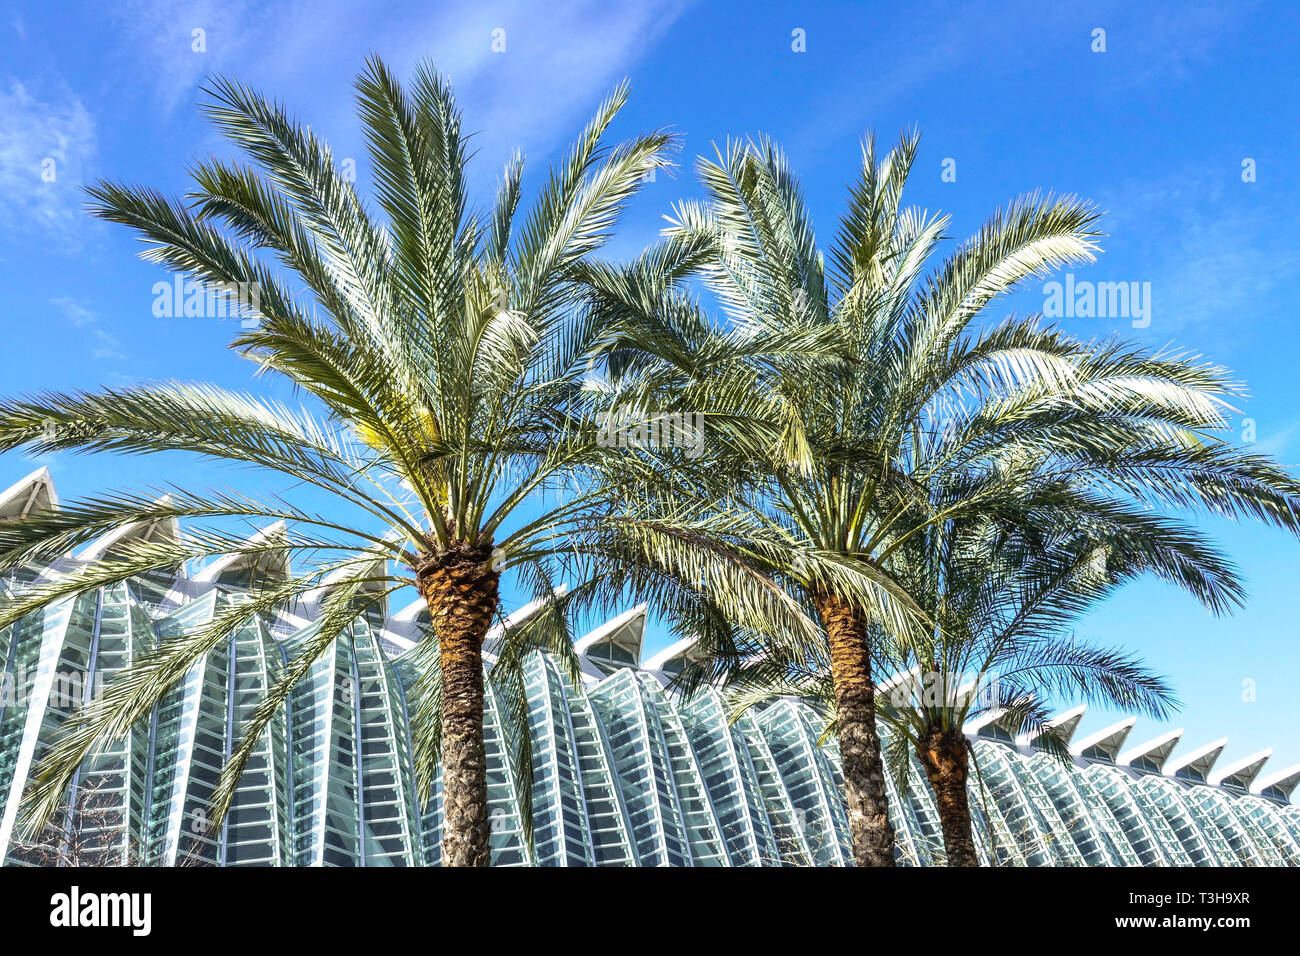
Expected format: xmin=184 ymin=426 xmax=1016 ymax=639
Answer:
xmin=917 ymin=727 xmax=979 ymax=867
xmin=812 ymin=589 xmax=896 ymax=867
xmin=417 ymin=545 xmax=499 ymax=868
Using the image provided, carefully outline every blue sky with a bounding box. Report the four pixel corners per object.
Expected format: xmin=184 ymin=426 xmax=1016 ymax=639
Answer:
xmin=2 ymin=0 xmax=1298 ymax=774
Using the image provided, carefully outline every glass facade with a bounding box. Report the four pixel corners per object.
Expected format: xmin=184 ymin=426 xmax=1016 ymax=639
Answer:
xmin=1 ymin=470 xmax=1297 ymax=866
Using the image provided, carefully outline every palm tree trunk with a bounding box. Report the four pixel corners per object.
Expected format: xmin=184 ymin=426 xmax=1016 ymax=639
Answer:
xmin=811 ymin=590 xmax=896 ymax=867
xmin=917 ymin=727 xmax=979 ymax=866
xmin=417 ymin=545 xmax=500 ymax=867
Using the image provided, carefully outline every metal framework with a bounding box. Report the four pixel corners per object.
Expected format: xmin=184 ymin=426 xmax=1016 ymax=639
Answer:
xmin=1 ymin=468 xmax=1296 ymax=866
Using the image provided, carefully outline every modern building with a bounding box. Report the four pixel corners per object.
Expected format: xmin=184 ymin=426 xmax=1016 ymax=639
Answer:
xmin=1 ymin=467 xmax=1297 ymax=866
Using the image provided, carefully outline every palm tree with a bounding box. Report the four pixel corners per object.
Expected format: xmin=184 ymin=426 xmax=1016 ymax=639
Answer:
xmin=829 ymin=505 xmax=1222 ymax=866
xmin=725 ymin=488 xmax=1257 ymax=865
xmin=890 ymin=511 xmax=1185 ymax=866
xmin=590 ymin=132 xmax=1300 ymax=867
xmin=0 ymin=59 xmax=849 ymax=866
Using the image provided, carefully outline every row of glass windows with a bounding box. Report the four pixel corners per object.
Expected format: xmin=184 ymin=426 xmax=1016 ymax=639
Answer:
xmin=1 ymin=583 xmax=1297 ymax=866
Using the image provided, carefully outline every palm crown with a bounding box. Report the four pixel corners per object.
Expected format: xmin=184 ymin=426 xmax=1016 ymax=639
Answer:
xmin=657 ymin=133 xmax=1299 ymax=580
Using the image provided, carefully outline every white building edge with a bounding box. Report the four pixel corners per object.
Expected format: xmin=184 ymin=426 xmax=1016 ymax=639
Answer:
xmin=1 ymin=467 xmax=1297 ymax=866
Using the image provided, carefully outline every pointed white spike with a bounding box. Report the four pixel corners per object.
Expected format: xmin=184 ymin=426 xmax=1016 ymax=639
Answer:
xmin=963 ymin=708 xmax=1006 ymax=736
xmin=1165 ymin=737 xmax=1229 ymax=783
xmin=574 ymin=603 xmax=648 ymax=679
xmin=1117 ymin=728 xmax=1184 ymax=772
xmin=0 ymin=467 xmax=58 ymax=520
xmin=1251 ymin=763 xmax=1300 ymax=801
xmin=483 ymin=584 xmax=569 ymax=656
xmin=574 ymin=603 xmax=647 ymax=658
xmin=1070 ymin=716 xmax=1137 ymax=762
xmin=642 ymin=634 xmax=702 ymax=673
xmin=875 ymin=665 xmax=925 ymax=715
xmin=877 ymin=665 xmax=923 ymax=698
xmin=78 ymin=494 xmax=181 ymax=562
xmin=1018 ymin=704 xmax=1087 ymax=748
xmin=1209 ymin=748 xmax=1272 ymax=789
xmin=192 ymin=520 xmax=288 ymax=583
xmin=383 ymin=584 xmax=571 ymax=656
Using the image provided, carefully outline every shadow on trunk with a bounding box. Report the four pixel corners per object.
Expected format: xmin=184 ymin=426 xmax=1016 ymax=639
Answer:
xmin=417 ymin=545 xmax=499 ymax=868
xmin=917 ymin=727 xmax=979 ymax=867
xmin=813 ymin=589 xmax=897 ymax=867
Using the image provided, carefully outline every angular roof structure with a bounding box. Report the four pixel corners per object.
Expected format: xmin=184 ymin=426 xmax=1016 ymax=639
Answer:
xmin=1210 ymin=748 xmax=1272 ymax=790
xmin=0 ymin=467 xmax=57 ymax=521
xmin=1254 ymin=764 xmax=1300 ymax=802
xmin=1167 ymin=737 xmax=1229 ymax=783
xmin=1070 ymin=717 xmax=1136 ymax=762
xmin=1 ymin=469 xmax=1296 ymax=867
xmin=574 ymin=603 xmax=647 ymax=680
xmin=1118 ymin=728 xmax=1184 ymax=773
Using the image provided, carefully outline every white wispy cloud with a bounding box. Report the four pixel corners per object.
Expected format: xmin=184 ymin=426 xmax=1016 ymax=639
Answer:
xmin=1256 ymin=418 xmax=1300 ymax=466
xmin=51 ymin=296 xmax=126 ymax=361
xmin=106 ymin=0 xmax=689 ymax=185
xmin=90 ymin=327 xmax=127 ymax=361
xmin=393 ymin=1 xmax=692 ymax=163
xmin=50 ymin=295 xmax=98 ymax=326
xmin=0 ymin=81 xmax=97 ymax=248
xmin=1096 ymin=168 xmax=1298 ymax=340
xmin=1093 ymin=0 xmax=1261 ymax=92
xmin=786 ymin=1 xmax=1261 ymax=165
xmin=106 ymin=0 xmax=255 ymax=114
